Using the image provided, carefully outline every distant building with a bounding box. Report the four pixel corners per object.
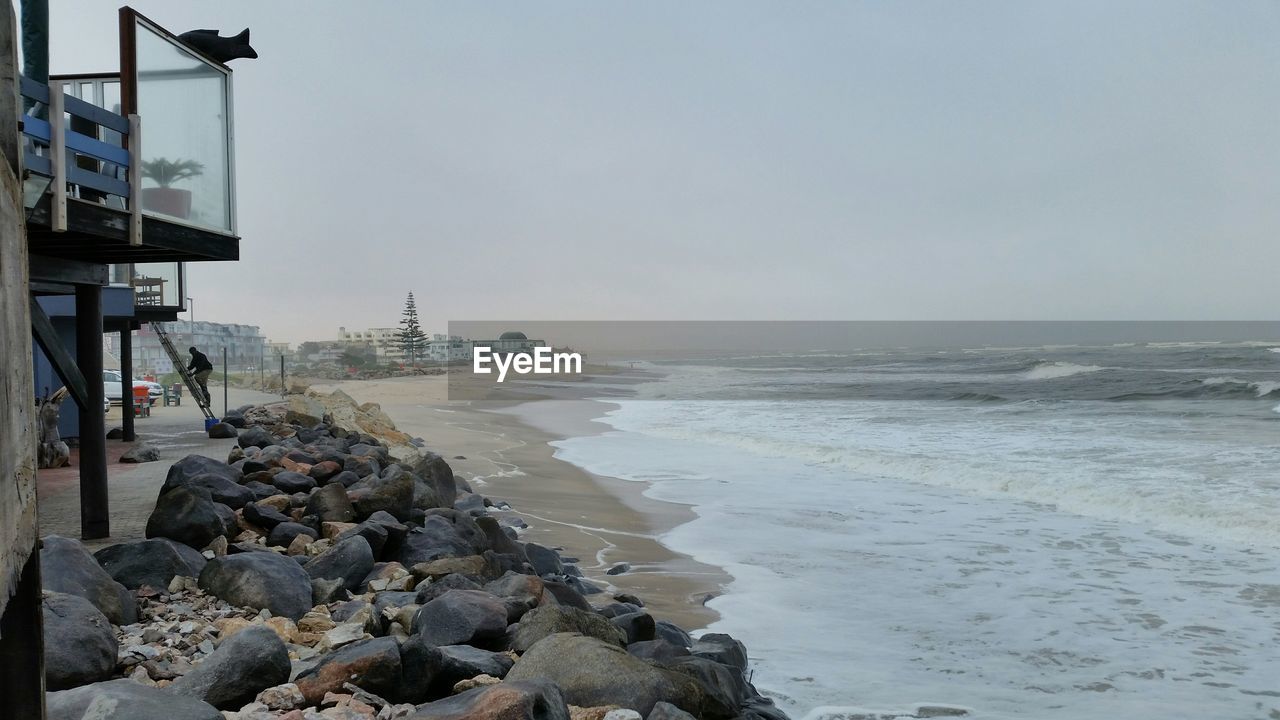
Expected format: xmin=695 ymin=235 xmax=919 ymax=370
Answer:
xmin=134 ymin=321 xmax=267 ymax=374
xmin=338 ymin=326 xmax=406 ymax=362
xmin=427 ymin=334 xmax=472 ymax=363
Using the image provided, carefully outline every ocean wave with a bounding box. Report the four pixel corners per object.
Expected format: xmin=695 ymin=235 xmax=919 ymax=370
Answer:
xmin=1200 ymin=377 xmax=1280 ymax=398
xmin=1021 ymin=361 xmax=1105 ymax=380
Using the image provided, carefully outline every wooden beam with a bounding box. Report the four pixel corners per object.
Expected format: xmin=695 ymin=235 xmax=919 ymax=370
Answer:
xmin=28 ymin=295 xmax=90 ymax=410
xmin=49 ymin=87 xmax=65 ymax=231
xmin=27 ymin=253 xmax=107 ymax=285
xmin=27 ymin=195 xmax=239 ymax=262
xmin=119 ymin=322 xmax=134 ymax=442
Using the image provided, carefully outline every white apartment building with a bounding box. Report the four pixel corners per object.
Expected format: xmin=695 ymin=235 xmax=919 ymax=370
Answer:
xmin=338 ymin=327 xmax=406 ymax=361
xmin=134 ymin=321 xmax=267 ymax=374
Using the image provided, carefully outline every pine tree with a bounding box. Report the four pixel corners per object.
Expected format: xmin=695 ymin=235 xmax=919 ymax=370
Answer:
xmin=396 ymin=292 xmax=428 ymax=366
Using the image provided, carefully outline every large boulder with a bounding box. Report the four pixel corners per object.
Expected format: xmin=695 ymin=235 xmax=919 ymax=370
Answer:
xmin=350 ymin=467 xmax=414 ymax=520
xmin=42 ymin=591 xmax=117 ymax=690
xmin=160 ymin=457 xmax=253 ymax=510
xmin=412 ymin=452 xmax=457 ymax=509
xmin=412 ymin=589 xmax=508 ymax=648
xmin=238 ymin=426 xmax=275 ymax=449
xmin=286 ymin=394 xmax=326 ymax=426
xmin=305 ymin=481 xmax=356 ymax=523
xmin=46 ymin=679 xmax=222 ymax=720
xmin=170 ymin=625 xmax=290 ymax=709
xmin=398 ymin=512 xmax=488 ymax=566
xmin=40 ymin=535 xmax=136 ymax=625
xmin=294 ymin=636 xmax=401 ymax=706
xmin=512 ymin=604 xmax=626 ymax=653
xmin=506 ymin=634 xmax=719 ymax=718
xmin=304 ymin=535 xmax=375 ymax=591
xmin=690 ymin=633 xmax=748 ymax=673
xmin=523 ymin=543 xmax=563 ymax=577
xmin=243 ymin=501 xmax=291 ymax=530
xmin=145 ymin=486 xmax=226 ymax=551
xmin=198 ymin=552 xmax=313 ymax=620
xmin=164 ymin=454 xmax=243 ymax=487
xmin=407 ymin=679 xmax=569 ymax=720
xmin=93 ymin=538 xmax=206 ymax=590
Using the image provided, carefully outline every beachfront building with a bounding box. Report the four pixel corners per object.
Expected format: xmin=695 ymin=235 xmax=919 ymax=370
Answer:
xmin=133 ymin=321 xmax=266 ymax=374
xmin=8 ymin=5 xmax=248 ymax=698
xmin=427 ymin=334 xmax=472 ymax=363
xmin=339 ymin=326 xmax=407 ymax=362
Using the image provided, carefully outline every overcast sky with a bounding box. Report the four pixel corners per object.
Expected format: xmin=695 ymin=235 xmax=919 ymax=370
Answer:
xmin=43 ymin=1 xmax=1280 ymax=344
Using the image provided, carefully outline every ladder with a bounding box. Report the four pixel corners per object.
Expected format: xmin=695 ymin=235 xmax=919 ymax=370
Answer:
xmin=154 ymin=323 xmax=216 ymax=421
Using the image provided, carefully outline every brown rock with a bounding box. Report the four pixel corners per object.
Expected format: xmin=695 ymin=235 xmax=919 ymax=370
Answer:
xmin=411 ymin=556 xmax=487 ymax=582
xmin=323 ymin=521 xmax=358 ymax=540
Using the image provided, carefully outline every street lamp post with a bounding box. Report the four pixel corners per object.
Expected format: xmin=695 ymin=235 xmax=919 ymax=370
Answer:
xmin=187 ymin=297 xmax=194 ymax=346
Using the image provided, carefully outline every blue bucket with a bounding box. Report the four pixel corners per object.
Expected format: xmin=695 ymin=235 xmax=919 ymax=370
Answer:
xmin=204 ymin=417 xmax=219 ymax=431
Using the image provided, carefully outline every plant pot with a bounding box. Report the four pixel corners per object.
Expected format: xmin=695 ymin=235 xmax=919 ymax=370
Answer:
xmin=141 ymin=187 xmax=192 ymax=220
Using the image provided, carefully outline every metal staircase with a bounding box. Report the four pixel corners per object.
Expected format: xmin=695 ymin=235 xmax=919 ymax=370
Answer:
xmin=154 ymin=323 xmax=216 ymax=421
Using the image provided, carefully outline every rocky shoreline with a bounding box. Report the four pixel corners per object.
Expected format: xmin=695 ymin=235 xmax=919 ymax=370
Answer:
xmin=39 ymin=390 xmax=790 ymax=720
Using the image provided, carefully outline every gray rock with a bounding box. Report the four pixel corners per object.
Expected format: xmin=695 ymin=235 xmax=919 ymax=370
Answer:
xmin=407 ymin=679 xmax=569 ymax=720
xmin=271 ymin=471 xmax=316 ymax=494
xmin=305 ymin=481 xmax=356 ymax=523
xmin=437 ymin=643 xmax=516 ymax=684
xmin=350 ymin=467 xmax=414 ymax=521
xmin=611 ymin=611 xmax=657 ymax=645
xmin=512 ymin=604 xmax=626 ymax=653
xmin=412 ymin=452 xmax=457 ymax=510
xmin=655 ymin=621 xmax=694 ymax=649
xmin=165 ymin=453 xmax=244 ymax=487
xmin=304 ymin=535 xmax=374 ymax=591
xmin=42 ymin=591 xmax=117 ymax=690
xmin=120 ymin=442 xmax=161 ymax=463
xmin=198 ymin=552 xmax=313 ymax=620
xmin=93 ymin=538 xmax=206 ymax=590
xmin=666 ymin=656 xmax=749 ymax=715
xmin=207 ymin=422 xmax=237 ymax=439
xmin=690 ymin=633 xmax=748 ymax=673
xmin=145 ymin=486 xmax=226 ymax=550
xmin=238 ymin=426 xmax=275 ymax=449
xmin=398 ymin=514 xmax=486 ymax=567
xmin=523 ymin=543 xmax=563 ymax=576
xmin=412 ymin=589 xmax=508 ymax=647
xmin=159 ymin=466 xmax=255 ymax=510
xmin=170 ymin=625 xmax=289 ymax=709
xmin=607 ymin=562 xmax=631 ymax=576
xmin=40 ymin=535 xmax=137 ymax=625
xmin=416 ymin=573 xmax=482 ymax=604
xmin=266 ymin=521 xmax=318 ymax=548
xmin=46 ymin=679 xmax=222 ymax=720
xmin=336 ymin=520 xmax=389 ymax=558
xmin=243 ymin=501 xmax=291 ymax=530
xmin=507 ymin=633 xmax=720 ymax=718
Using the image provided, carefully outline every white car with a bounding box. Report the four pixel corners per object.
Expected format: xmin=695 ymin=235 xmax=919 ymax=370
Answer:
xmin=103 ymin=371 xmax=162 ymax=405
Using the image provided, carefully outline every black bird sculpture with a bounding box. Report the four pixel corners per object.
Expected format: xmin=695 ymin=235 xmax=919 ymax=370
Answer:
xmin=177 ymin=28 xmax=258 ymax=63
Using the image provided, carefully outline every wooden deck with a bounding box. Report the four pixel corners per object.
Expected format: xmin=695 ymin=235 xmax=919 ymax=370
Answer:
xmin=26 ymin=194 xmax=239 ymax=263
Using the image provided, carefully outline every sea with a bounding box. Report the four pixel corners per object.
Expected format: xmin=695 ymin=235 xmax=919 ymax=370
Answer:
xmin=543 ymin=339 xmax=1280 ymax=720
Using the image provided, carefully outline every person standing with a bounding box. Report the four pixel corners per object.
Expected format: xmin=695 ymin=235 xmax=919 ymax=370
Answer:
xmin=187 ymin=346 xmax=214 ymax=404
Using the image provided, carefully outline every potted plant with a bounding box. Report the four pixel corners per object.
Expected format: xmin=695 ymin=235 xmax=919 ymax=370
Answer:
xmin=141 ymin=158 xmax=204 ymax=220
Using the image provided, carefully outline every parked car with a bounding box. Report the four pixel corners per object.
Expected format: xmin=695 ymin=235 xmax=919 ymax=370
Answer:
xmin=103 ymin=371 xmax=162 ymax=405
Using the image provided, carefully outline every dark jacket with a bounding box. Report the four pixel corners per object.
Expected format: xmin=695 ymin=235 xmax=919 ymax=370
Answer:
xmin=188 ymin=350 xmax=214 ymax=373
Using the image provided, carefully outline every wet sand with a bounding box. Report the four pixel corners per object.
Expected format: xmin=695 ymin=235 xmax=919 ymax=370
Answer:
xmin=308 ymin=374 xmax=728 ymax=630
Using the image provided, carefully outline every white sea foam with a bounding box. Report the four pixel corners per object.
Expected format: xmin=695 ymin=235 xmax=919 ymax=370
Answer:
xmin=1021 ymin=361 xmax=1105 ymax=380
xmin=1201 ymin=376 xmax=1280 ymax=396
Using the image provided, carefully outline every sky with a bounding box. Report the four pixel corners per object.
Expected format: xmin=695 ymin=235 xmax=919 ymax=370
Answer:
xmin=40 ymin=1 xmax=1280 ymax=344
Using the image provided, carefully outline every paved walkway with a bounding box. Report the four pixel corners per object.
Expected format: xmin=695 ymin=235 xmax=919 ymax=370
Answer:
xmin=37 ymin=385 xmax=285 ymax=549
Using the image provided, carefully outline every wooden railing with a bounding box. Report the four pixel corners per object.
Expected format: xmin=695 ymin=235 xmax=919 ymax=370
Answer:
xmin=19 ymin=76 xmax=143 ymax=245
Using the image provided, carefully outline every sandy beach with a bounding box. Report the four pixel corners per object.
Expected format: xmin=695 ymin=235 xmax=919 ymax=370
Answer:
xmin=308 ymin=373 xmax=728 ymax=631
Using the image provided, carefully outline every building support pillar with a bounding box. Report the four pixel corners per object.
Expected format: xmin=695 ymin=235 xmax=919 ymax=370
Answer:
xmin=0 ymin=546 xmax=45 ymax=718
xmin=75 ymin=283 xmax=108 ymax=539
xmin=119 ymin=322 xmax=134 ymax=442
